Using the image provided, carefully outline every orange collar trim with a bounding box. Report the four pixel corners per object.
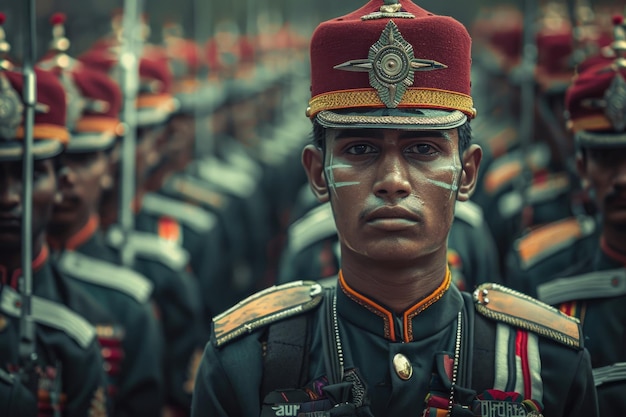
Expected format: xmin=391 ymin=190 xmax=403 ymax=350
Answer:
xmin=402 ymin=267 xmax=451 ymax=343
xmin=600 ymin=236 xmax=626 ymax=266
xmin=48 ymin=215 xmax=99 ymax=251
xmin=339 ymin=271 xmax=396 ymax=341
xmin=0 ymin=245 xmax=49 ymax=289
xmin=338 ymin=266 xmax=451 ymax=342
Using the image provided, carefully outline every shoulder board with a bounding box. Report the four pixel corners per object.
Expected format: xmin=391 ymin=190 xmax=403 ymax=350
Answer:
xmin=473 ymin=283 xmax=582 ymax=349
xmin=213 ymin=281 xmax=324 ymax=348
xmin=526 ymin=172 xmax=571 ymax=203
xmin=165 ymin=175 xmax=226 ymax=211
xmin=484 ymin=159 xmax=522 ymax=195
xmin=498 ymin=172 xmax=571 ymax=219
xmin=288 ymin=203 xmax=337 ymax=254
xmin=537 ymin=267 xmax=626 ymax=305
xmin=454 ymin=200 xmax=484 ymax=228
xmin=57 ymin=251 xmax=153 ymax=304
xmin=0 ymin=286 xmax=96 ymax=349
xmin=484 ymin=126 xmax=517 ymax=158
xmin=197 ymin=158 xmax=257 ymax=199
xmin=515 ymin=216 xmax=596 ymax=270
xmin=141 ymin=192 xmax=217 ymax=233
xmin=106 ymin=226 xmax=190 ymax=271
xmin=483 ymin=143 xmax=552 ymax=196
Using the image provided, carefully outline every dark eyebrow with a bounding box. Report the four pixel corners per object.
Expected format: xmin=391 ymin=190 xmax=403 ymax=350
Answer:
xmin=334 ymin=129 xmax=451 ymax=141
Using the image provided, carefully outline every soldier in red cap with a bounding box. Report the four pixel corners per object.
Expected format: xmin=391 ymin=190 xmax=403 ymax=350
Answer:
xmin=191 ymin=1 xmax=598 ymax=416
xmin=505 ymin=15 xmax=626 ymax=416
xmin=37 ymin=13 xmax=165 ymax=417
xmin=0 ymin=22 xmax=110 ymax=414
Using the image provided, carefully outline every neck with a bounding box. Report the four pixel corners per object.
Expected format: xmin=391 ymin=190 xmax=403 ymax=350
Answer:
xmin=0 ymin=234 xmax=46 ymax=272
xmin=340 ymin=249 xmax=449 ymax=314
xmin=47 ymin=213 xmax=99 ymax=250
xmin=601 ymin=230 xmax=626 ymax=265
xmin=48 ymin=211 xmax=92 ymax=243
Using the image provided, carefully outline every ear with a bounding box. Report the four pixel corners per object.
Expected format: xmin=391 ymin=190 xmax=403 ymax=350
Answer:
xmin=456 ymin=144 xmax=482 ymax=202
xmin=575 ymin=151 xmax=590 ymax=190
xmin=301 ymin=144 xmax=329 ymax=203
xmin=100 ymin=174 xmax=113 ymax=190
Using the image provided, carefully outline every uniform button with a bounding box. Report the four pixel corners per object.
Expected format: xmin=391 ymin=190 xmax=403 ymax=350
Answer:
xmin=393 ymin=353 xmax=412 ymax=380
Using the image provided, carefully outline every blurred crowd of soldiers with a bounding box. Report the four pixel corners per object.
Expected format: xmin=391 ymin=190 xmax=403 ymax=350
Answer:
xmin=1 ymin=0 xmax=625 ymax=415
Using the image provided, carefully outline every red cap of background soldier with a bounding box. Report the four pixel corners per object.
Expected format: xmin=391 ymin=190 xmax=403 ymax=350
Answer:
xmin=0 ymin=68 xmax=69 ymax=160
xmin=565 ymin=14 xmax=626 ymax=148
xmin=306 ymin=0 xmax=475 ymax=131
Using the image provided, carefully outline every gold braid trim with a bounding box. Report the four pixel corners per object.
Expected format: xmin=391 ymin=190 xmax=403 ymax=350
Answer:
xmin=307 ymin=88 xmax=476 ymax=119
xmin=569 ymin=115 xmax=612 ymax=133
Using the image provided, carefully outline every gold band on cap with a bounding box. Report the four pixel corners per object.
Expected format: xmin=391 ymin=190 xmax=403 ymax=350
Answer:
xmin=15 ymin=124 xmax=70 ymax=144
xmin=76 ymin=116 xmax=123 ymax=135
xmin=569 ymin=115 xmax=613 ymax=133
xmin=307 ymin=87 xmax=476 ymax=119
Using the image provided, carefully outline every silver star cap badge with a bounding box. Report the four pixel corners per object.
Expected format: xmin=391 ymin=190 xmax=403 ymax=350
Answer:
xmin=0 ymin=74 xmax=24 ymax=140
xmin=334 ymin=20 xmax=447 ymax=108
xmin=604 ymin=73 xmax=626 ymax=131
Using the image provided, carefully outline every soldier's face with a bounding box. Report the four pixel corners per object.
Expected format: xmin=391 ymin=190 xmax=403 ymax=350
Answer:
xmin=578 ymin=147 xmax=626 ymax=229
xmin=51 ymin=151 xmax=110 ymax=227
xmin=0 ymin=159 xmax=58 ymax=249
xmin=303 ymin=127 xmax=479 ymax=264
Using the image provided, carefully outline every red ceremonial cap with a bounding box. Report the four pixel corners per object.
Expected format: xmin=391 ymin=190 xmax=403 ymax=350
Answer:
xmin=79 ymin=42 xmax=176 ymax=127
xmin=565 ymin=15 xmax=626 ymax=148
xmin=306 ymin=0 xmax=475 ymax=130
xmin=0 ymin=67 xmax=69 ymax=160
xmin=37 ymin=12 xmax=123 ymax=153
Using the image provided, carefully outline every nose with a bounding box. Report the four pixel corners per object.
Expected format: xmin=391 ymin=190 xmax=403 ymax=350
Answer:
xmin=0 ymin=174 xmax=21 ymax=209
xmin=373 ymin=152 xmax=411 ymax=201
xmin=57 ymin=165 xmax=77 ymax=187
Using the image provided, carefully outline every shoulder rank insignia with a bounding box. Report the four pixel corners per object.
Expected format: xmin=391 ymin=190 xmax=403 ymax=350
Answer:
xmin=0 ymin=286 xmax=96 ymax=349
xmin=57 ymin=251 xmax=154 ymax=303
xmin=453 ymin=200 xmax=484 ymax=229
xmin=515 ymin=216 xmax=596 ymax=270
xmin=142 ymin=192 xmax=216 ymax=233
xmin=474 ymin=283 xmax=582 ymax=349
xmin=213 ymin=281 xmax=324 ymax=347
xmin=288 ymin=202 xmax=337 ymax=255
xmin=166 ymin=174 xmax=225 ymax=211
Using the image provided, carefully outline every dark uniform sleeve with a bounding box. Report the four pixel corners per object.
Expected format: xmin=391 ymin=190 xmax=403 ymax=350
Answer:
xmin=136 ymin=258 xmax=205 ymax=412
xmin=541 ymin=343 xmax=598 ymax=416
xmin=61 ymin=336 xmax=111 ymax=417
xmin=191 ymin=335 xmax=264 ymax=417
xmin=115 ymin=300 xmax=164 ymax=417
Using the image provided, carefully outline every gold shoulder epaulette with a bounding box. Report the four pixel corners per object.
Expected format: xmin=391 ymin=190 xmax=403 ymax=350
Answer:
xmin=473 ymin=283 xmax=582 ymax=349
xmin=516 ymin=216 xmax=595 ymax=270
xmin=213 ymin=281 xmax=324 ymax=347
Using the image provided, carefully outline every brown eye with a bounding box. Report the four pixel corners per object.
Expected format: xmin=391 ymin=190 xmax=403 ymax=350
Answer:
xmin=346 ymin=144 xmax=376 ymax=155
xmin=406 ymin=144 xmax=436 ymax=155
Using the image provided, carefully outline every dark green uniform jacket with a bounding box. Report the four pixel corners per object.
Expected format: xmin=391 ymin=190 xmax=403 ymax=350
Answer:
xmin=49 ymin=217 xmax=165 ymax=417
xmin=104 ymin=220 xmax=205 ymax=413
xmin=191 ymin=277 xmax=598 ymax=416
xmin=0 ymin=251 xmax=109 ymax=416
xmin=506 ymin=216 xmax=626 ymax=417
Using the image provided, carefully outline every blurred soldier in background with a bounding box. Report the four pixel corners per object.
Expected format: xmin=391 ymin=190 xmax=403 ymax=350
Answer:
xmin=77 ymin=14 xmax=208 ymax=414
xmin=0 ymin=18 xmax=110 ymax=413
xmin=39 ymin=14 xmax=165 ymax=416
xmin=505 ymin=16 xmax=626 ymax=415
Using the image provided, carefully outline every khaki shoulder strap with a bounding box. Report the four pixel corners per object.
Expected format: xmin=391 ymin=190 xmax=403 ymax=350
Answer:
xmin=213 ymin=281 xmax=324 ymax=348
xmin=473 ymin=283 xmax=583 ymax=350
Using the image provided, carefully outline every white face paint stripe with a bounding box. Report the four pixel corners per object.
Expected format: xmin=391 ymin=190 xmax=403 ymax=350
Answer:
xmin=426 ymin=178 xmax=458 ymax=191
xmin=333 ymin=181 xmax=361 ymax=188
xmin=325 ymin=161 xmax=360 ymax=196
